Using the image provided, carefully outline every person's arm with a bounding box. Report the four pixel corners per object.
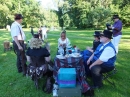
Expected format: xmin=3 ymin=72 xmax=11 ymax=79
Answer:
xmin=13 ymin=36 xmax=23 ymax=51
xmin=89 ymin=59 xmax=103 ymax=69
xmin=26 ymin=55 xmax=32 ymax=63
xmin=109 ymin=21 xmax=122 ymax=32
xmin=43 ymin=48 xmax=51 ymax=62
xmin=66 ymin=38 xmax=71 ymax=47
xmin=87 ymin=47 xmax=93 ymax=52
xmin=113 ymin=21 xmax=122 ymax=31
xmin=87 ymin=53 xmax=94 ymax=65
xmin=89 ymin=46 xmax=115 ymax=69
xmin=58 ymin=38 xmax=63 ymax=48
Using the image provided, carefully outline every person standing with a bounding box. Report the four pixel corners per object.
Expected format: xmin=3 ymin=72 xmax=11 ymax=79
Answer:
xmin=42 ymin=26 xmax=48 ymax=40
xmin=108 ymin=14 xmax=122 ymax=53
xmin=10 ymin=14 xmax=27 ymax=75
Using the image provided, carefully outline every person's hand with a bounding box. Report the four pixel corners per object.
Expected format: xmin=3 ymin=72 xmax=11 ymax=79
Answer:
xmin=87 ymin=59 xmax=91 ymax=65
xmin=86 ymin=46 xmax=90 ymax=50
xmin=60 ymin=44 xmax=63 ymax=46
xmin=89 ymin=65 xmax=93 ymax=70
xmin=18 ymin=45 xmax=23 ymax=51
xmin=87 ymin=47 xmax=91 ymax=51
xmin=62 ymin=44 xmax=66 ymax=48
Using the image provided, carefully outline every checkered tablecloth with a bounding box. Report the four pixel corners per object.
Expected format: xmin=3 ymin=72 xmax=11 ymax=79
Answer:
xmin=53 ymin=56 xmax=90 ymax=93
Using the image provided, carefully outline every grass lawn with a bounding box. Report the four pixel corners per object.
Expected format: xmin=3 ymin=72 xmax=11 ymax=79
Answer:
xmin=0 ymin=29 xmax=130 ymax=97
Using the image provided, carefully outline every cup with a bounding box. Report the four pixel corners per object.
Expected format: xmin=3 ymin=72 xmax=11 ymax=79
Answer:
xmin=68 ymin=50 xmax=72 ymax=54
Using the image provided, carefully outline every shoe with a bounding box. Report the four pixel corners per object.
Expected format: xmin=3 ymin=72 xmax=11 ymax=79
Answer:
xmin=53 ymin=83 xmax=58 ymax=90
xmin=83 ymin=88 xmax=94 ymax=96
xmin=53 ymin=89 xmax=58 ymax=97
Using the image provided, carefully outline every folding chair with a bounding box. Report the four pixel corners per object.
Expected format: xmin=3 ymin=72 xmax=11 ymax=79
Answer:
xmin=102 ymin=67 xmax=117 ymax=86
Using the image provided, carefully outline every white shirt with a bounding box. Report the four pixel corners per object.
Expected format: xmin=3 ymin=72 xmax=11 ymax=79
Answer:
xmin=99 ymin=42 xmax=116 ymax=62
xmin=42 ymin=27 xmax=47 ymax=34
xmin=58 ymin=37 xmax=70 ymax=48
xmin=10 ymin=21 xmax=25 ymax=40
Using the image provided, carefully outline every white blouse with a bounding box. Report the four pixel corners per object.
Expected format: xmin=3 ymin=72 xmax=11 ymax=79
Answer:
xmin=58 ymin=37 xmax=70 ymax=48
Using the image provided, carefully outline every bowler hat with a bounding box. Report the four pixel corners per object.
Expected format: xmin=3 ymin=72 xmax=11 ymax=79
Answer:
xmin=100 ymin=30 xmax=113 ymax=39
xmin=93 ymin=31 xmax=101 ymax=37
xmin=112 ymin=14 xmax=119 ymax=19
xmin=15 ymin=14 xmax=24 ymax=20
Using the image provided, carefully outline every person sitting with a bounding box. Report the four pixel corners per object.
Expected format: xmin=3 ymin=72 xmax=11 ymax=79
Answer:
xmin=57 ymin=30 xmax=71 ymax=55
xmin=26 ymin=35 xmax=53 ymax=92
xmin=82 ymin=31 xmax=101 ymax=76
xmin=87 ymin=30 xmax=116 ymax=89
xmin=58 ymin=30 xmax=70 ymax=48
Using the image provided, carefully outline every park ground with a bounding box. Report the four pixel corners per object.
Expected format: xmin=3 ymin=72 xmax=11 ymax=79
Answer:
xmin=0 ymin=29 xmax=130 ymax=97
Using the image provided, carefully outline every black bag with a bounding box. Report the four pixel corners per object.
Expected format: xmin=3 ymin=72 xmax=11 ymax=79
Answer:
xmin=83 ymin=88 xmax=94 ymax=97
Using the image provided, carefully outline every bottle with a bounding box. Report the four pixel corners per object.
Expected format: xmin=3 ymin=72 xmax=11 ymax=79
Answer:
xmin=63 ymin=47 xmax=66 ymax=56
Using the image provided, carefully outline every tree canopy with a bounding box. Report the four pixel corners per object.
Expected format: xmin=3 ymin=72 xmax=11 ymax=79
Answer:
xmin=0 ymin=0 xmax=130 ymax=29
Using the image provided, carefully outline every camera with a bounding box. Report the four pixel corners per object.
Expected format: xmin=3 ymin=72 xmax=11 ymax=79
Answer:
xmin=106 ymin=23 xmax=111 ymax=30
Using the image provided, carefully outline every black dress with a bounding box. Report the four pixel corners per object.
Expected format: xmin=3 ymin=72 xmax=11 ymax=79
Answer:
xmin=26 ymin=47 xmax=50 ymax=66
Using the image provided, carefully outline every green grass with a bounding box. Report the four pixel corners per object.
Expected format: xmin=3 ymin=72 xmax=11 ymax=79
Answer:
xmin=0 ymin=29 xmax=130 ymax=97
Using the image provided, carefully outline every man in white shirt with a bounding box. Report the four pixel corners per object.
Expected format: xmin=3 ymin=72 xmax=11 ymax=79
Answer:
xmin=10 ymin=14 xmax=26 ymax=75
xmin=87 ymin=30 xmax=116 ymax=89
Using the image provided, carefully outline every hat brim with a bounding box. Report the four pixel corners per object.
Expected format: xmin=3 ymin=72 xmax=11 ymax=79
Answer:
xmin=93 ymin=34 xmax=100 ymax=37
xmin=100 ymin=34 xmax=113 ymax=39
xmin=112 ymin=17 xmax=119 ymax=19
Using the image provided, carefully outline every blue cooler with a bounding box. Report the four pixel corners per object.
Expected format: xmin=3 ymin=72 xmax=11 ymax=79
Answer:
xmin=58 ymin=68 xmax=76 ymax=88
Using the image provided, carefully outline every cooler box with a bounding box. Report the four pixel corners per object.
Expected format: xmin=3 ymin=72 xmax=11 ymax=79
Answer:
xmin=58 ymin=68 xmax=76 ymax=88
xmin=57 ymin=84 xmax=81 ymax=97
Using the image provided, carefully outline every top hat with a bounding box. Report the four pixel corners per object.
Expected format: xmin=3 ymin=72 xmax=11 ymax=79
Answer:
xmin=93 ymin=31 xmax=101 ymax=37
xmin=100 ymin=30 xmax=113 ymax=39
xmin=15 ymin=14 xmax=24 ymax=20
xmin=112 ymin=14 xmax=119 ymax=19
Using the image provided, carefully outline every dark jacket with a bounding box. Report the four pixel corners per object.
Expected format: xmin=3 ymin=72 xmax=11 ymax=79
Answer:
xmin=93 ymin=40 xmax=101 ymax=51
xmin=26 ymin=47 xmax=50 ymax=66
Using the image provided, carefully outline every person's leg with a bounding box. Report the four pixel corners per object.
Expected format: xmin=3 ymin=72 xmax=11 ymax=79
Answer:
xmin=91 ymin=65 xmax=114 ymax=87
xmin=17 ymin=51 xmax=23 ymax=72
xmin=83 ymin=50 xmax=92 ymax=76
xmin=13 ymin=41 xmax=22 ymax=72
xmin=111 ymin=35 xmax=122 ymax=53
xmin=91 ymin=65 xmax=103 ymax=87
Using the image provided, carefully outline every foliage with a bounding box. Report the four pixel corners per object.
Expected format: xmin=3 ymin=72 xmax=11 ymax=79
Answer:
xmin=56 ymin=0 xmax=130 ymax=29
xmin=0 ymin=0 xmax=130 ymax=29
